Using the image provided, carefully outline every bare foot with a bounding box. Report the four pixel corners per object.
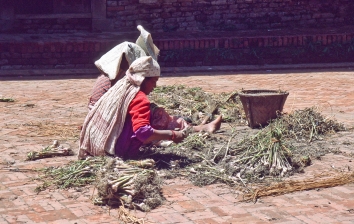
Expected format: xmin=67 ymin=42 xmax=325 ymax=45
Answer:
xmin=206 ymin=115 xmax=222 ymax=133
xmin=193 ymin=115 xmax=222 ymax=133
xmin=200 ymin=114 xmax=211 ymax=125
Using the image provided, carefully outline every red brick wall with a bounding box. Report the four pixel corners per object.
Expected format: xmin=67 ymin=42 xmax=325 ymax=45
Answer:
xmin=108 ymin=0 xmax=354 ymax=32
xmin=1 ymin=32 xmax=354 ymax=70
xmin=2 ymin=0 xmax=354 ymax=70
xmin=0 ymin=39 xmax=118 ymax=71
xmin=12 ymin=18 xmax=92 ymax=34
xmin=10 ymin=0 xmax=354 ymax=34
xmin=8 ymin=0 xmax=92 ymax=34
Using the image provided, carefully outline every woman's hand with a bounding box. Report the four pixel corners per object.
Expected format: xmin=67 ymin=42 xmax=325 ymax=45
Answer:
xmin=143 ymin=129 xmax=185 ymax=144
xmin=171 ymin=130 xmax=185 ymax=143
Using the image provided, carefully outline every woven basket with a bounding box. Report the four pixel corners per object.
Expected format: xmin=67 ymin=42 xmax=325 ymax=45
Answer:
xmin=239 ymin=90 xmax=289 ymax=128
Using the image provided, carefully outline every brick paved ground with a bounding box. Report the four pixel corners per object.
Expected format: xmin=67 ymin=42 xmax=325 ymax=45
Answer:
xmin=1 ymin=68 xmax=354 ymax=224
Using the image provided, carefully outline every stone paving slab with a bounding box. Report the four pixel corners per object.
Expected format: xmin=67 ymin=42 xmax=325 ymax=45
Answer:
xmin=0 ymin=69 xmax=354 ymax=223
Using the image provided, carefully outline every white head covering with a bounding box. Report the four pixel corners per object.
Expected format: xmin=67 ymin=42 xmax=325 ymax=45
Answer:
xmin=126 ymin=56 xmax=160 ymax=86
xmin=136 ymin=25 xmax=160 ymax=61
xmin=94 ymin=25 xmax=159 ymax=81
xmin=94 ymin=42 xmax=146 ymax=80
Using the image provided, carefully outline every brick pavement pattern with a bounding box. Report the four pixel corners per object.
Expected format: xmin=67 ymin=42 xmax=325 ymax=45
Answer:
xmin=0 ymin=69 xmax=354 ymax=224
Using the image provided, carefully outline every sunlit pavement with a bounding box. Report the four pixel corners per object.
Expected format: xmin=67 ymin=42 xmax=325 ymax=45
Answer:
xmin=0 ymin=68 xmax=354 ymax=223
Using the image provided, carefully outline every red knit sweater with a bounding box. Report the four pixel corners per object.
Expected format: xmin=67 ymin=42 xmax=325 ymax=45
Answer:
xmin=128 ymin=91 xmax=151 ymax=132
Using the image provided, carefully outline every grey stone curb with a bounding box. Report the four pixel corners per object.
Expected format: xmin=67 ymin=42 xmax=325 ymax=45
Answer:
xmin=161 ymin=62 xmax=354 ymax=75
xmin=0 ymin=62 xmax=353 ymax=79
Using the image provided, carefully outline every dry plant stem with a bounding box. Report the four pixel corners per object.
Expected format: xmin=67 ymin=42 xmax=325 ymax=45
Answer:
xmin=243 ymin=171 xmax=354 ymax=202
xmin=118 ymin=205 xmax=144 ymax=224
xmin=309 ymin=119 xmax=318 ymax=142
xmin=0 ymin=168 xmax=37 ymax=172
xmin=224 ymin=91 xmax=238 ymax=103
xmin=211 ymin=120 xmax=237 ymax=162
xmin=91 ymin=186 xmax=96 ymax=200
xmin=126 ymin=159 xmax=155 ymax=168
xmin=223 ymin=129 xmax=237 ymax=160
xmin=212 ymin=144 xmax=226 ymax=162
xmin=236 ymin=173 xmax=251 ymax=192
xmin=195 ymin=154 xmax=216 ymax=166
xmin=208 ymin=173 xmax=234 ymax=185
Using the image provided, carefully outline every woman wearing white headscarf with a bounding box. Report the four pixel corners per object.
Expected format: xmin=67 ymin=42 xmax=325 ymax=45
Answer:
xmin=79 ymin=56 xmax=185 ymax=159
xmin=79 ymin=56 xmax=222 ymax=160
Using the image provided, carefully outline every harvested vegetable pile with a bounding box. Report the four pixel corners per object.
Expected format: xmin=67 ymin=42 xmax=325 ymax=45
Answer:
xmin=145 ymin=86 xmax=346 ymax=188
xmin=94 ymin=158 xmax=163 ymax=211
xmin=153 ymin=105 xmax=346 ymax=187
xmin=34 ymin=85 xmax=347 ymax=212
xmin=280 ymin=107 xmax=346 ymax=142
xmin=149 ymin=85 xmax=244 ymax=124
xmin=35 ymin=157 xmax=163 ymax=212
xmin=35 ymin=156 xmax=105 ymax=192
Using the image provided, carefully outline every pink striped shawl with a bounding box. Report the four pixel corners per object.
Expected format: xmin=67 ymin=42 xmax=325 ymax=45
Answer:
xmin=78 ymin=56 xmax=160 ymax=159
xmin=79 ymin=76 xmax=139 ymax=159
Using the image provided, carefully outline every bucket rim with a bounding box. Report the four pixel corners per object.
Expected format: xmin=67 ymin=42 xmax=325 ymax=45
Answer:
xmin=239 ymin=89 xmax=289 ymax=97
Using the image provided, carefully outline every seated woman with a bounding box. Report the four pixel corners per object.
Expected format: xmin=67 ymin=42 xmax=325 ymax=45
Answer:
xmin=79 ymin=56 xmax=222 ymax=160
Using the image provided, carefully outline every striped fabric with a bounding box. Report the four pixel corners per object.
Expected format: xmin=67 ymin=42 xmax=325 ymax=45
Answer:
xmin=79 ymin=56 xmax=160 ymax=159
xmin=88 ymin=74 xmax=111 ymax=110
xmin=79 ymin=76 xmax=139 ymax=158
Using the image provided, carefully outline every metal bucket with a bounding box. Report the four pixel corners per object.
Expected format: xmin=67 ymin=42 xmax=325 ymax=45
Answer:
xmin=239 ymin=90 xmax=289 ymax=128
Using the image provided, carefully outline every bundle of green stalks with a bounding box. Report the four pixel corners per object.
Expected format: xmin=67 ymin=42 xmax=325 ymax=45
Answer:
xmin=26 ymin=140 xmax=74 ymax=161
xmin=265 ymin=124 xmax=293 ymax=176
xmin=185 ymin=122 xmax=294 ymax=187
xmin=35 ymin=157 xmax=163 ymax=211
xmin=35 ymin=157 xmax=106 ymax=192
xmin=176 ymin=132 xmax=211 ymax=150
xmin=281 ymin=107 xmax=346 ymax=142
xmin=230 ymin=119 xmax=293 ymax=177
xmin=228 ymin=107 xmax=345 ymax=178
xmin=94 ymin=158 xmax=164 ymax=211
xmin=149 ymin=85 xmax=243 ymax=124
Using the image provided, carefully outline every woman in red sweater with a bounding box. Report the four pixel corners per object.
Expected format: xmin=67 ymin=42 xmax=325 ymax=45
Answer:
xmin=79 ymin=56 xmax=221 ymax=160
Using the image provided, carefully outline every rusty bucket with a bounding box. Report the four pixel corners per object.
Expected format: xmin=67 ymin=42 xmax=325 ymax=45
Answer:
xmin=239 ymin=90 xmax=289 ymax=128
